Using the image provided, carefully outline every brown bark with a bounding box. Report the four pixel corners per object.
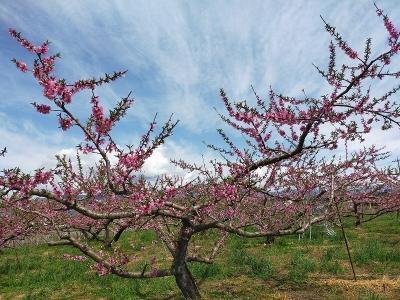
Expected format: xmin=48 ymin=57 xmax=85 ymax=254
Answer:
xmin=173 ymin=222 xmax=201 ymax=299
xmin=354 ymin=203 xmax=362 ymax=226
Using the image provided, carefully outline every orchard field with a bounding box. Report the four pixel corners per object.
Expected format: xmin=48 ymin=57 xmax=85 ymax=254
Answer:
xmin=2 ymin=2 xmax=400 ymax=300
xmin=1 ymin=213 xmax=400 ymax=300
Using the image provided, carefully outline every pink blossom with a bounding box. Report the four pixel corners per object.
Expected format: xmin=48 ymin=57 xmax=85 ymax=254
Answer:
xmin=82 ymin=144 xmax=95 ymax=154
xmin=97 ymin=119 xmax=113 ymax=136
xmin=15 ymin=61 xmax=28 ymax=72
xmin=384 ymin=17 xmax=399 ymax=41
xmin=43 ymin=79 xmax=58 ymax=99
xmin=8 ymin=28 xmax=35 ymax=52
xmin=59 ymin=116 xmax=74 ymax=130
xmin=165 ymin=187 xmax=177 ymax=199
xmin=8 ymin=28 xmax=18 ymax=37
xmin=61 ymin=88 xmax=73 ymax=104
xmin=35 ymin=43 xmax=48 ymax=55
xmin=63 ymin=254 xmax=87 ymax=262
xmin=34 ymin=170 xmax=52 ymax=184
xmin=212 ymin=183 xmax=238 ymax=202
xmin=344 ymin=47 xmax=358 ymax=59
xmin=32 ymin=102 xmax=51 ymax=114
xmin=91 ymin=96 xmax=108 ymax=134
xmin=120 ymin=153 xmax=145 ymax=170
xmin=90 ymin=96 xmax=113 ymax=134
xmin=91 ymin=263 xmax=110 ymax=276
xmin=40 ymin=56 xmax=56 ymax=74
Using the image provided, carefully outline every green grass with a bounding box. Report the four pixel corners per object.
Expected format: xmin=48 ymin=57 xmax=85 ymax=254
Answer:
xmin=320 ymin=247 xmax=344 ymax=274
xmin=287 ymin=250 xmax=317 ymax=284
xmin=1 ymin=214 xmax=400 ymax=299
xmin=354 ymin=239 xmax=400 ymax=265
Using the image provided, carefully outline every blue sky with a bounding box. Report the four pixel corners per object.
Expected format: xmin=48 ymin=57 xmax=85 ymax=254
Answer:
xmin=1 ymin=0 xmax=400 ymax=174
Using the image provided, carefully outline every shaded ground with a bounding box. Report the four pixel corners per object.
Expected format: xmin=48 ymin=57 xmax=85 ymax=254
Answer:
xmin=1 ymin=214 xmax=399 ymax=299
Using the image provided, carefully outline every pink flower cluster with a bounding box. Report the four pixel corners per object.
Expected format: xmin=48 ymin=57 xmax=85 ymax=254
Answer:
xmin=342 ymin=45 xmax=358 ymax=59
xmin=324 ymin=23 xmax=358 ymax=59
xmin=59 ymin=116 xmax=74 ymax=131
xmin=384 ymin=17 xmax=399 ymax=41
xmin=165 ymin=187 xmax=177 ymax=199
xmin=63 ymin=254 xmax=87 ymax=262
xmin=8 ymin=28 xmax=49 ymax=55
xmin=8 ymin=28 xmax=77 ymax=121
xmin=1 ymin=169 xmax=53 ymax=199
xmin=91 ymin=96 xmax=113 ymax=135
xmin=91 ymin=96 xmax=104 ymax=121
xmin=34 ymin=170 xmax=52 ymax=185
xmin=268 ymin=108 xmax=296 ymax=125
xmin=42 ymin=79 xmax=73 ymax=103
xmin=137 ymin=198 xmax=166 ymax=215
xmin=35 ymin=43 xmax=49 ymax=55
xmin=212 ymin=183 xmax=238 ymax=202
xmin=15 ymin=61 xmax=28 ymax=72
xmin=377 ymin=9 xmax=400 ymax=53
xmin=90 ymin=263 xmax=111 ymax=276
xmin=120 ymin=153 xmax=143 ymax=170
xmin=34 ymin=56 xmax=56 ymax=78
xmin=32 ymin=102 xmax=51 ymax=114
xmin=8 ymin=28 xmax=35 ymax=52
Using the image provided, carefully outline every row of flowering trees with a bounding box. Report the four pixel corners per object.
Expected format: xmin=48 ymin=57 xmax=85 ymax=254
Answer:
xmin=1 ymin=5 xmax=400 ymax=299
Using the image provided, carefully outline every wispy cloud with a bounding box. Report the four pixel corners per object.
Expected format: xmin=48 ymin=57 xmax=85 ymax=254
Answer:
xmin=0 ymin=113 xmax=72 ymax=171
xmin=1 ymin=0 xmax=400 ymax=171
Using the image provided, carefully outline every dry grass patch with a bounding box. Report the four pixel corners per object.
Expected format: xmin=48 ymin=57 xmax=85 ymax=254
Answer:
xmin=318 ymin=276 xmax=400 ymax=299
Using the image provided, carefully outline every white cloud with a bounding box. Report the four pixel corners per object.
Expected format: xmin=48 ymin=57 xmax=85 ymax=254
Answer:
xmin=1 ymin=0 xmax=400 ymax=172
xmin=142 ymin=147 xmax=171 ymax=176
xmin=142 ymin=141 xmax=216 ymax=177
xmin=0 ymin=124 xmax=63 ymax=171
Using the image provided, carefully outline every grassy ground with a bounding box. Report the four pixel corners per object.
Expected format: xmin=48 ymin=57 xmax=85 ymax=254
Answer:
xmin=1 ymin=214 xmax=400 ymax=299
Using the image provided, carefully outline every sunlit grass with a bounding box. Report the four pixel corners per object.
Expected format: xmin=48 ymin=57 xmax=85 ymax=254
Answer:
xmin=1 ymin=213 xmax=399 ymax=299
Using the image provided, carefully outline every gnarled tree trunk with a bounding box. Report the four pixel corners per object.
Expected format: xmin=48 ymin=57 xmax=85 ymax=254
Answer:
xmin=173 ymin=223 xmax=201 ymax=299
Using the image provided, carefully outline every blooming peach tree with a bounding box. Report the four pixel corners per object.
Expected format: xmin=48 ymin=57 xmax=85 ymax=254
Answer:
xmin=338 ymin=151 xmax=400 ymax=225
xmin=1 ymin=5 xmax=400 ymax=299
